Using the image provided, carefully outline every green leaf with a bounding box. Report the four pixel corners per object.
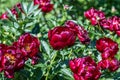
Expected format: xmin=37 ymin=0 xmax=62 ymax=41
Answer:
xmin=60 ymin=68 xmax=74 ymax=80
xmin=41 ymin=40 xmax=50 ymax=57
xmin=6 ymin=8 xmax=17 ymax=22
xmin=34 ymin=10 xmax=41 ymax=16
xmin=21 ymin=3 xmax=28 ymax=14
xmin=27 ymin=2 xmax=34 ymax=13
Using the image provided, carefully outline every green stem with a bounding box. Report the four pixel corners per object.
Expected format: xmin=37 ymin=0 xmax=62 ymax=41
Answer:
xmin=45 ymin=51 xmax=58 ymax=80
xmin=68 ymin=49 xmax=73 ymax=58
xmin=42 ymin=13 xmax=50 ymax=30
xmin=97 ymin=21 xmax=105 ymax=36
xmin=2 ymin=72 xmax=5 ymax=80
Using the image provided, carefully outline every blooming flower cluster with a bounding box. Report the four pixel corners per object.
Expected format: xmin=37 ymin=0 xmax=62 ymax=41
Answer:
xmin=1 ymin=2 xmax=120 ymax=79
xmin=84 ymin=8 xmax=105 ymax=25
xmin=0 ymin=33 xmax=40 ymax=78
xmin=100 ymin=16 xmax=120 ymax=36
xmin=69 ymin=56 xmax=101 ymax=80
xmin=96 ymin=37 xmax=119 ymax=72
xmin=85 ymin=8 xmax=120 ymax=36
xmin=65 ymin=20 xmax=90 ymax=44
xmin=0 ymin=3 xmax=22 ymax=19
xmin=33 ymin=0 xmax=53 ymax=13
xmin=69 ymin=37 xmax=120 ymax=80
xmin=48 ymin=20 xmax=90 ymax=50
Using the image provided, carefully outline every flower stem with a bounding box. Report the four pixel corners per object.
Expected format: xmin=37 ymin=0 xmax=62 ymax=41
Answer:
xmin=97 ymin=22 xmax=105 ymax=36
xmin=42 ymin=13 xmax=50 ymax=30
xmin=45 ymin=51 xmax=57 ymax=80
xmin=2 ymin=72 xmax=5 ymax=80
xmin=68 ymin=49 xmax=73 ymax=58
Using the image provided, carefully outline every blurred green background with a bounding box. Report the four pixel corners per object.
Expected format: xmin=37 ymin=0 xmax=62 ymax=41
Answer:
xmin=0 ymin=0 xmax=31 ymax=14
xmin=1 ymin=0 xmax=120 ymax=80
xmin=1 ymin=0 xmax=120 ymax=16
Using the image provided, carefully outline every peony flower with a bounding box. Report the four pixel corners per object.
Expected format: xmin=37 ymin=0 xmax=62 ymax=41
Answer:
xmin=65 ymin=20 xmax=80 ymax=33
xmin=84 ymin=8 xmax=105 ymax=25
xmin=69 ymin=57 xmax=101 ymax=80
xmin=100 ymin=16 xmax=120 ymax=31
xmin=0 ymin=33 xmax=40 ymax=78
xmin=33 ymin=0 xmax=53 ymax=13
xmin=16 ymin=33 xmax=40 ymax=64
xmin=0 ymin=44 xmax=7 ymax=72
xmin=1 ymin=46 xmax=25 ymax=78
xmin=116 ymin=30 xmax=120 ymax=36
xmin=65 ymin=20 xmax=90 ymax=44
xmin=96 ymin=37 xmax=118 ymax=54
xmin=11 ymin=8 xmax=19 ymax=18
xmin=101 ymin=48 xmax=118 ymax=59
xmin=11 ymin=3 xmax=23 ymax=18
xmin=48 ymin=26 xmax=76 ymax=50
xmin=0 ymin=12 xmax=8 ymax=20
xmin=15 ymin=3 xmax=23 ymax=12
xmin=0 ymin=3 xmax=23 ymax=19
xmin=98 ymin=57 xmax=119 ymax=72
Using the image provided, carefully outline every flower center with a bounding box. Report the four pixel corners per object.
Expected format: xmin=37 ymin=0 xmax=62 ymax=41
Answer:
xmin=4 ymin=53 xmax=16 ymax=64
xmin=25 ymin=44 xmax=30 ymax=52
xmin=85 ymin=66 xmax=88 ymax=71
xmin=40 ymin=1 xmax=46 ymax=6
xmin=108 ymin=57 xmax=112 ymax=61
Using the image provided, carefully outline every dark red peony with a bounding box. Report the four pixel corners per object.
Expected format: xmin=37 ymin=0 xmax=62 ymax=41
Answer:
xmin=0 ymin=33 xmax=40 ymax=78
xmin=69 ymin=56 xmax=101 ymax=80
xmin=14 ymin=3 xmax=23 ymax=12
xmin=0 ymin=12 xmax=8 ymax=19
xmin=11 ymin=3 xmax=23 ymax=18
xmin=100 ymin=16 xmax=120 ymax=36
xmin=0 ymin=3 xmax=23 ymax=19
xmin=101 ymin=48 xmax=118 ymax=59
xmin=100 ymin=16 xmax=120 ymax=31
xmin=65 ymin=20 xmax=90 ymax=44
xmin=98 ymin=57 xmax=119 ymax=72
xmin=33 ymin=0 xmax=53 ymax=13
xmin=0 ymin=44 xmax=7 ymax=72
xmin=96 ymin=37 xmax=119 ymax=72
xmin=16 ymin=33 xmax=40 ymax=64
xmin=116 ymin=30 xmax=120 ymax=36
xmin=96 ymin=37 xmax=118 ymax=55
xmin=84 ymin=8 xmax=105 ymax=25
xmin=11 ymin=8 xmax=19 ymax=18
xmin=1 ymin=46 xmax=25 ymax=78
xmin=48 ymin=26 xmax=76 ymax=50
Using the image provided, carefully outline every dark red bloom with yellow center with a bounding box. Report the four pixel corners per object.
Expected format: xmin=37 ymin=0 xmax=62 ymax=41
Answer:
xmin=16 ymin=33 xmax=40 ymax=64
xmin=69 ymin=57 xmax=101 ymax=80
xmin=48 ymin=26 xmax=76 ymax=50
xmin=33 ymin=0 xmax=53 ymax=13
xmin=84 ymin=8 xmax=105 ymax=25
xmin=1 ymin=46 xmax=25 ymax=78
xmin=65 ymin=20 xmax=90 ymax=44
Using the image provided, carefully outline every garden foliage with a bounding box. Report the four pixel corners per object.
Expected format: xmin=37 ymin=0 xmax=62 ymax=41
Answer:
xmin=0 ymin=0 xmax=120 ymax=80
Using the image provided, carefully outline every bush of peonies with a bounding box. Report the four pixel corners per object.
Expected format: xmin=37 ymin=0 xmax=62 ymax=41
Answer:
xmin=0 ymin=33 xmax=40 ymax=78
xmin=48 ymin=20 xmax=90 ymax=50
xmin=69 ymin=57 xmax=101 ymax=80
xmin=0 ymin=0 xmax=120 ymax=80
